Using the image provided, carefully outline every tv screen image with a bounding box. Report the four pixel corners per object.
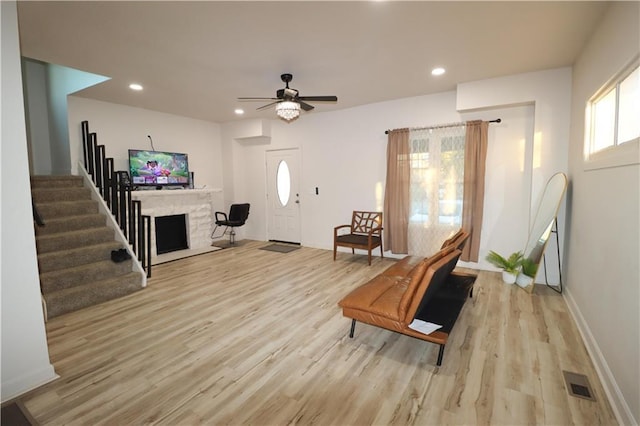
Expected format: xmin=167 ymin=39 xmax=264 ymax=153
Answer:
xmin=128 ymin=149 xmax=189 ymax=187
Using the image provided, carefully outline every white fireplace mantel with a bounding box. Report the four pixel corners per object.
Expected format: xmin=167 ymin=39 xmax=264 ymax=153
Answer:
xmin=131 ymin=188 xmax=223 ymax=262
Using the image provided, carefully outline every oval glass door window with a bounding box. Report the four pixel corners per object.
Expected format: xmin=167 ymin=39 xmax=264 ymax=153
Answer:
xmin=276 ymin=160 xmax=291 ymax=206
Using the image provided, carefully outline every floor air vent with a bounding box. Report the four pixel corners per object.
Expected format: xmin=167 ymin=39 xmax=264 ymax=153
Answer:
xmin=563 ymin=370 xmax=596 ymax=401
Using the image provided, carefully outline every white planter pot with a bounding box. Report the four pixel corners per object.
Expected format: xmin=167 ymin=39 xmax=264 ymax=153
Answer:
xmin=502 ymin=271 xmax=517 ymax=284
xmin=516 ymin=273 xmax=534 ymax=288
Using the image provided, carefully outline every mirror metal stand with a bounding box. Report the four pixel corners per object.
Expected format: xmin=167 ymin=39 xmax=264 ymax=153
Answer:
xmin=542 ymin=218 xmax=562 ymax=294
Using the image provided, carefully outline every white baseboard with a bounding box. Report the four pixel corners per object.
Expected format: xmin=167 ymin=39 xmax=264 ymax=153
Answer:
xmin=563 ymin=287 xmax=637 ymax=426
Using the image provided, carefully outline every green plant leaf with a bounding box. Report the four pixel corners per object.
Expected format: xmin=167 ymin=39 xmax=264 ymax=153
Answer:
xmin=485 ymin=250 xmax=523 ymax=274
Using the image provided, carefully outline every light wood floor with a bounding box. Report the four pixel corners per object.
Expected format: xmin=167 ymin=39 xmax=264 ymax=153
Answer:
xmin=23 ymin=241 xmax=617 ymax=425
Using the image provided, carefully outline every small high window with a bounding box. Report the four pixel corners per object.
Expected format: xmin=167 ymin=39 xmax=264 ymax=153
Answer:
xmin=585 ymin=60 xmax=639 ymax=169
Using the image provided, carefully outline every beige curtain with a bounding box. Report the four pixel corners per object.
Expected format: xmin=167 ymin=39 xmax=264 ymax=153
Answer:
xmin=383 ymin=128 xmax=410 ymax=254
xmin=461 ymin=120 xmax=489 ymax=262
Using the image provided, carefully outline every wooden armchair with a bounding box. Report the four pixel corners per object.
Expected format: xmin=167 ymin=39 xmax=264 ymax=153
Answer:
xmin=333 ymin=211 xmax=383 ymax=265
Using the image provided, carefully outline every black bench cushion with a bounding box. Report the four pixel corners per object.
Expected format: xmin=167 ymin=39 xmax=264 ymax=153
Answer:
xmin=407 ymin=249 xmax=461 ymax=323
xmin=415 ymin=273 xmax=476 ymax=333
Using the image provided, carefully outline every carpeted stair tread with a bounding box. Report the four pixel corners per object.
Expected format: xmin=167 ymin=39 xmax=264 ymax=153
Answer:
xmin=31 ymin=175 xmax=84 ymax=189
xmin=37 ymin=200 xmax=99 ymax=219
xmin=43 ymin=271 xmax=144 ymax=318
xmin=37 ymin=241 xmax=124 ymax=273
xmin=40 ymin=259 xmax=134 ymax=293
xmin=32 ymin=186 xmax=92 ymax=203
xmin=36 ymin=226 xmax=114 ymax=253
xmin=35 ymin=213 xmax=106 ymax=235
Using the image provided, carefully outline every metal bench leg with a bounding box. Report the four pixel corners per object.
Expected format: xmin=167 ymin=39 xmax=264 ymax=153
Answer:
xmin=437 ymin=344 xmax=445 ymax=366
xmin=349 ymin=319 xmax=356 ymax=338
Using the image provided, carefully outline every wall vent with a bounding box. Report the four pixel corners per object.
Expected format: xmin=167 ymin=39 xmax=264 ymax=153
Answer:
xmin=563 ymin=370 xmax=596 ymax=401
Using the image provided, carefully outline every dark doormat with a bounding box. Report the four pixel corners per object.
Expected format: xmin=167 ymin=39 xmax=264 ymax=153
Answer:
xmin=259 ymin=243 xmax=300 ymax=253
xmin=1 ymin=400 xmax=37 ymax=425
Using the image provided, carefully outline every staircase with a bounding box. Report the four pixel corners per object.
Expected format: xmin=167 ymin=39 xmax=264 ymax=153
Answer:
xmin=31 ymin=175 xmax=144 ymax=319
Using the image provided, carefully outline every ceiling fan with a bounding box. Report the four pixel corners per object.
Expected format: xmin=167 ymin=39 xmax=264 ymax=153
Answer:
xmin=238 ymin=73 xmax=338 ymax=121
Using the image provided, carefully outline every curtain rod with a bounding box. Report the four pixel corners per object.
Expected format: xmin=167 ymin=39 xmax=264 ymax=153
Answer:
xmin=384 ymin=118 xmax=501 ymax=134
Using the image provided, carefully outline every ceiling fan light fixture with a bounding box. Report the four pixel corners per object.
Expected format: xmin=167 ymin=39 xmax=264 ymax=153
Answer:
xmin=276 ymin=101 xmax=300 ymax=121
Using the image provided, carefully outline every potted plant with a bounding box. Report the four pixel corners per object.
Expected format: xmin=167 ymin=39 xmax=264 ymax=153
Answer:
xmin=516 ymin=257 xmax=538 ymax=288
xmin=485 ymin=250 xmax=523 ymax=284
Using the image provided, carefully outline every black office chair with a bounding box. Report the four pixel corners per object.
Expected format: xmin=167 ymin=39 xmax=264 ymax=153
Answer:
xmin=211 ymin=203 xmax=250 ymax=245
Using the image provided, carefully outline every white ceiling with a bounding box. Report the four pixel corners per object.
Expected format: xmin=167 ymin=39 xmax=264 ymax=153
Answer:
xmin=17 ymin=1 xmax=609 ymax=123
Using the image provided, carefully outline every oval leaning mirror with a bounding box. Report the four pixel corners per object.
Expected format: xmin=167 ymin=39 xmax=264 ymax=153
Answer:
xmin=516 ymin=172 xmax=568 ymax=293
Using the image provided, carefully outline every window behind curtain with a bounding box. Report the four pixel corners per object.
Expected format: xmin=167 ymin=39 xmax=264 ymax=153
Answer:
xmin=408 ymin=125 xmax=465 ymax=256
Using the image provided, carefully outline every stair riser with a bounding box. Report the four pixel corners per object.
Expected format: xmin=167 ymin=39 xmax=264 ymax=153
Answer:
xmin=31 ymin=176 xmax=84 ymax=189
xmin=40 ymin=260 xmax=133 ymax=293
xmin=38 ymin=201 xmax=99 ymax=219
xmin=35 ymin=215 xmax=107 ymax=235
xmin=45 ymin=272 xmax=144 ymax=318
xmin=38 ymin=242 xmax=123 ymax=273
xmin=32 ymin=187 xmax=91 ymax=203
xmin=36 ymin=227 xmax=115 ymax=253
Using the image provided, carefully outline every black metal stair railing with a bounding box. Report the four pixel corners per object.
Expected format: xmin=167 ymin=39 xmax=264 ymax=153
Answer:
xmin=81 ymin=120 xmax=152 ymax=277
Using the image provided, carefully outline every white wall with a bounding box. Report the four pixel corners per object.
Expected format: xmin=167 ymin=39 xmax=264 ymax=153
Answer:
xmin=47 ymin=66 xmax=109 ymax=175
xmin=222 ymin=86 xmax=554 ymax=274
xmin=460 ymin=104 xmax=534 ymax=269
xmin=456 ymin=67 xmax=572 ymax=284
xmin=22 ymin=59 xmax=109 ymax=175
xmin=67 ymin=97 xmax=223 ymax=191
xmin=23 ymin=58 xmax=53 ymax=175
xmin=222 ymin=91 xmax=461 ymax=249
xmin=566 ymin=2 xmax=640 ymax=424
xmin=1 ymin=1 xmax=57 ymax=402
xmin=42 ymin=67 xmax=573 ymax=279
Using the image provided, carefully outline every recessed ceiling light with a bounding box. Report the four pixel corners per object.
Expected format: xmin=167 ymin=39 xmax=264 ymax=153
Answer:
xmin=234 ymin=108 xmax=244 ymax=115
xmin=431 ymin=67 xmax=446 ymax=76
xmin=129 ymin=83 xmax=143 ymax=91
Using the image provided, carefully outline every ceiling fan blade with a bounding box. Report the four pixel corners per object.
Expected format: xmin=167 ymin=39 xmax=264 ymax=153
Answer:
xmin=297 ymin=96 xmax=338 ymax=102
xmin=299 ymin=101 xmax=314 ymax=112
xmin=256 ymin=101 xmax=281 ymax=111
xmin=239 ymin=98 xmax=279 ymax=102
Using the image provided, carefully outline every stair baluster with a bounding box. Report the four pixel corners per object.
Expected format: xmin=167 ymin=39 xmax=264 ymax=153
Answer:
xmin=81 ymin=120 xmax=151 ymax=277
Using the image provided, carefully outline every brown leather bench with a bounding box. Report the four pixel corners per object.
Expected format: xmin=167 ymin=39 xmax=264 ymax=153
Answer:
xmin=338 ymin=230 xmax=475 ymax=366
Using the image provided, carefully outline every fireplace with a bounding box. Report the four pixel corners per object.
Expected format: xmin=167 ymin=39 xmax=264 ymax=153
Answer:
xmin=131 ymin=188 xmax=223 ymax=262
xmin=155 ymin=214 xmax=189 ymax=255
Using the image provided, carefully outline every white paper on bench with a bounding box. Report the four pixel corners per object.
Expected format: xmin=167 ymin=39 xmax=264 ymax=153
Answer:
xmin=408 ymin=319 xmax=442 ymax=335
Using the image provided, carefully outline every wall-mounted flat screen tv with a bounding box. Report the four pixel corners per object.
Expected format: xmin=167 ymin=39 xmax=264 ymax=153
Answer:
xmin=129 ymin=149 xmax=189 ymax=187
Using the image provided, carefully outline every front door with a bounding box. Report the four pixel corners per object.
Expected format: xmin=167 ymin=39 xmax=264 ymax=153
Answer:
xmin=266 ymin=149 xmax=301 ymax=243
